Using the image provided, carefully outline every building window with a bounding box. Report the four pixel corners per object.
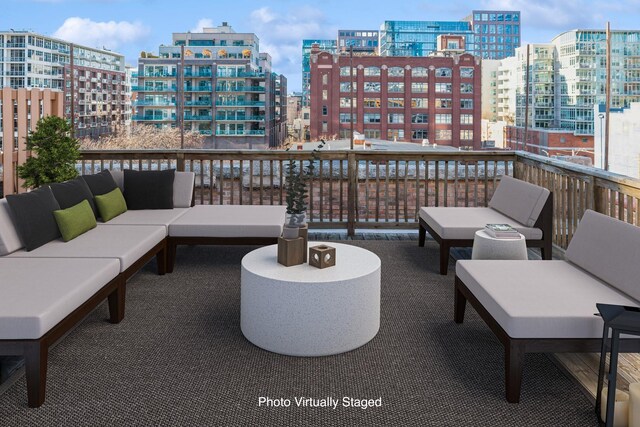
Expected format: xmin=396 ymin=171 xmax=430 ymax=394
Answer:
xmin=388 ymin=98 xmax=404 ymax=108
xmin=411 ymin=83 xmax=428 ymax=93
xmin=339 ymin=129 xmax=351 ymax=139
xmin=412 ymin=67 xmax=428 ymax=77
xmin=411 ymin=113 xmax=428 ymax=123
xmin=363 ymin=113 xmax=381 ymax=123
xmin=388 ymin=82 xmax=404 ymax=92
xmin=387 ymin=113 xmax=404 ymax=124
xmin=387 ymin=129 xmax=404 ymax=140
xmin=364 ymin=67 xmax=380 ymax=76
xmin=363 ymin=98 xmax=380 ymax=108
xmin=435 ymin=98 xmax=452 ymax=108
xmin=460 ymin=68 xmax=474 ymax=78
xmin=388 ymin=67 xmax=404 ymax=77
xmin=364 ymin=129 xmax=380 ymax=139
xmin=412 ymin=98 xmax=428 ymax=108
xmin=460 ymin=83 xmax=473 ymax=93
xmin=435 ymin=114 xmax=452 ymax=124
xmin=412 ymin=129 xmax=428 ymax=139
xmin=340 ymin=66 xmax=353 ymax=76
xmin=460 ymin=114 xmax=473 ymax=124
xmin=322 ymin=74 xmax=328 ymax=85
xmin=322 ymin=90 xmax=328 ymax=100
xmin=340 ymin=97 xmax=356 ymax=107
xmin=435 ymin=129 xmax=452 ymax=141
xmin=435 ymin=83 xmax=452 ymax=93
xmin=460 ymin=99 xmax=473 ymax=109
xmin=340 ymin=82 xmax=355 ymax=92
xmin=322 ymin=105 xmax=328 ymax=115
xmin=436 ymin=68 xmax=452 ymax=77
xmin=322 ymin=121 xmax=328 ymax=133
xmin=364 ymin=82 xmax=381 ymax=92
xmin=460 ymin=130 xmax=473 ymax=140
xmin=339 ymin=113 xmax=355 ymax=123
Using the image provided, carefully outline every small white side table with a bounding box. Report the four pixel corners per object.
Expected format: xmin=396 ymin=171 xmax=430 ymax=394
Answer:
xmin=240 ymin=242 xmax=381 ymax=357
xmin=471 ymin=230 xmax=528 ymax=260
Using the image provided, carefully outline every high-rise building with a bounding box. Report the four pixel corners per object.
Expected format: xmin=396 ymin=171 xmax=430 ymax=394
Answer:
xmin=464 ymin=11 xmax=521 ymax=59
xmin=1 ymin=87 xmax=64 ymax=195
xmin=134 ymin=22 xmax=287 ymax=149
xmin=302 ymin=39 xmax=337 ymax=108
xmin=494 ymin=30 xmax=640 ymax=138
xmin=378 ymin=21 xmax=475 ymax=57
xmin=337 ymin=30 xmax=379 ymax=55
xmin=309 ymin=37 xmax=481 ymax=148
xmin=0 ymin=30 xmax=127 ymax=139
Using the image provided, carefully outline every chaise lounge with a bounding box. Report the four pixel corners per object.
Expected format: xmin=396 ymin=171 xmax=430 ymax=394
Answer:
xmin=418 ymin=175 xmax=553 ymax=274
xmin=454 ymin=209 xmax=640 ymax=402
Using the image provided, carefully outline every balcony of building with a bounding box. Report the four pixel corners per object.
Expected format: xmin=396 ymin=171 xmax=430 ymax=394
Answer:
xmin=1 ymin=148 xmax=640 ymax=425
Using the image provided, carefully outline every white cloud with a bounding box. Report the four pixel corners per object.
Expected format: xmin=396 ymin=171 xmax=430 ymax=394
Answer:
xmin=483 ymin=0 xmax=602 ymax=30
xmin=247 ymin=6 xmax=337 ymax=90
xmin=53 ymin=17 xmax=150 ymax=51
xmin=191 ymin=18 xmax=214 ymax=33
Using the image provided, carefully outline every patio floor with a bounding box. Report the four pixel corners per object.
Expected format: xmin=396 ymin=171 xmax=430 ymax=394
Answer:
xmin=0 ymin=238 xmax=598 ymax=426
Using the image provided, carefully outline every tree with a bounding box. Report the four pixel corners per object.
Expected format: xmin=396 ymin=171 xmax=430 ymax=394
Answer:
xmin=17 ymin=116 xmax=80 ymax=189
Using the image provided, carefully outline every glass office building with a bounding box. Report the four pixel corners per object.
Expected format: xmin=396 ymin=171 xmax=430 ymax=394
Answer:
xmin=379 ymin=21 xmax=475 ymax=57
xmin=466 ymin=10 xmax=521 ymax=59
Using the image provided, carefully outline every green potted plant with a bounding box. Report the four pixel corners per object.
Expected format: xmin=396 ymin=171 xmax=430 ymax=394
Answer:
xmin=284 ymin=140 xmax=326 ymax=234
xmin=17 ymin=116 xmax=80 ymax=189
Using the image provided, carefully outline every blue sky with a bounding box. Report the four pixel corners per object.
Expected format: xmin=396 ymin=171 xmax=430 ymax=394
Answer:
xmin=3 ymin=0 xmax=640 ymax=91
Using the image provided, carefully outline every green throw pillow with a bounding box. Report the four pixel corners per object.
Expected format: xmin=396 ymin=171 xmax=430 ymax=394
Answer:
xmin=53 ymin=199 xmax=98 ymax=242
xmin=94 ymin=187 xmax=128 ymax=222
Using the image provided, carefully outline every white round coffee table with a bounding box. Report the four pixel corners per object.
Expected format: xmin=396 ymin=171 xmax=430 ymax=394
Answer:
xmin=472 ymin=229 xmax=528 ymax=260
xmin=240 ymin=242 xmax=381 ymax=357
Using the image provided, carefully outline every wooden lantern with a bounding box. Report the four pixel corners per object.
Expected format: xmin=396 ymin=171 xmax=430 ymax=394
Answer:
xmin=309 ymin=245 xmax=336 ymax=269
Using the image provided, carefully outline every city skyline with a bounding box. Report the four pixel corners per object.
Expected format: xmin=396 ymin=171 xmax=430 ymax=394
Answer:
xmin=2 ymin=0 xmax=640 ymax=91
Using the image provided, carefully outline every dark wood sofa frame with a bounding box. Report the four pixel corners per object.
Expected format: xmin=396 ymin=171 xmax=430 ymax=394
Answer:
xmin=0 ymin=241 xmax=166 ymax=407
xmin=454 ymin=275 xmax=640 ymax=403
xmin=418 ymin=195 xmax=554 ymax=275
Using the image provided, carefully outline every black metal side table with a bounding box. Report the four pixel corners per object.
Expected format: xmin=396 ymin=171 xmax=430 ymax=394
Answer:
xmin=596 ymin=303 xmax=640 ymax=427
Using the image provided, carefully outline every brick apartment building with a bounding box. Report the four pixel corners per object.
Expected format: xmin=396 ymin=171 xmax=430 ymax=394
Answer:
xmin=309 ymin=37 xmax=481 ymax=148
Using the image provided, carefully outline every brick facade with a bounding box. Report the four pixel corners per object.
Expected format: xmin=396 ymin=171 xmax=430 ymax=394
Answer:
xmin=309 ymin=47 xmax=481 ymax=148
xmin=506 ymin=126 xmax=594 ymax=161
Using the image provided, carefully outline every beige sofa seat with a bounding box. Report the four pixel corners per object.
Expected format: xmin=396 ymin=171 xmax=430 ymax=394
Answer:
xmin=419 ymin=207 xmax=543 ymax=241
xmin=7 ymin=224 xmax=166 ymax=273
xmin=0 ymin=258 xmax=120 ymax=340
xmin=169 ymin=205 xmax=286 ymax=238
xmin=102 ymin=208 xmax=190 ymax=233
xmin=456 ymin=260 xmax=638 ymax=339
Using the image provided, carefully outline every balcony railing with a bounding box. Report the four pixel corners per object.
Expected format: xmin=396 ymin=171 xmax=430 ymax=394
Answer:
xmin=132 ymin=86 xmax=176 ymax=92
xmin=4 ymin=150 xmax=639 ymax=250
xmin=215 ymin=86 xmax=265 ymax=92
xmin=185 ymin=100 xmax=212 ymax=106
xmin=215 ymin=130 xmax=266 ymax=136
xmin=215 ymin=115 xmax=264 ymax=121
xmin=184 ymin=114 xmax=213 ymax=121
xmin=131 ymin=115 xmax=176 ymax=121
xmin=215 ymin=101 xmax=265 ymax=107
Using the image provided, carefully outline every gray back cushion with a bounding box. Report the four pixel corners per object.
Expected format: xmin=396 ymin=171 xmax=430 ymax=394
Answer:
xmin=109 ymin=170 xmax=194 ymax=208
xmin=566 ymin=210 xmax=640 ymax=302
xmin=489 ymin=175 xmax=550 ymax=227
xmin=0 ymin=198 xmax=24 ymax=255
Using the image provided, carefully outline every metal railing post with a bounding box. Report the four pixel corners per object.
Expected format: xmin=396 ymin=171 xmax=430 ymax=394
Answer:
xmin=347 ymin=152 xmax=357 ymax=236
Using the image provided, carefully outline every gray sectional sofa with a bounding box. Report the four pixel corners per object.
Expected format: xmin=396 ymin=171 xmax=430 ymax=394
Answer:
xmin=454 ymin=209 xmax=640 ymax=403
xmin=0 ymin=170 xmax=285 ymax=407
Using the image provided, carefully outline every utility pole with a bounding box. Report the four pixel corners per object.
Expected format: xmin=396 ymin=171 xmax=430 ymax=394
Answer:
xmin=350 ymin=45 xmax=354 ymax=150
xmin=523 ymin=44 xmax=530 ymax=152
xmin=180 ymin=44 xmax=185 ymax=149
xmin=605 ymin=22 xmax=611 ymax=171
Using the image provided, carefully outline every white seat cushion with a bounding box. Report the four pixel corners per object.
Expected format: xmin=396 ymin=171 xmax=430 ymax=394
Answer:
xmin=0 ymin=198 xmax=23 ymax=255
xmin=456 ymin=260 xmax=640 ymax=339
xmin=488 ymin=175 xmax=550 ymax=227
xmin=420 ymin=207 xmax=543 ymax=240
xmin=101 ymin=208 xmax=190 ymax=234
xmin=0 ymin=258 xmax=120 ymax=339
xmin=7 ymin=224 xmax=165 ymax=273
xmin=169 ymin=205 xmax=286 ymax=238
